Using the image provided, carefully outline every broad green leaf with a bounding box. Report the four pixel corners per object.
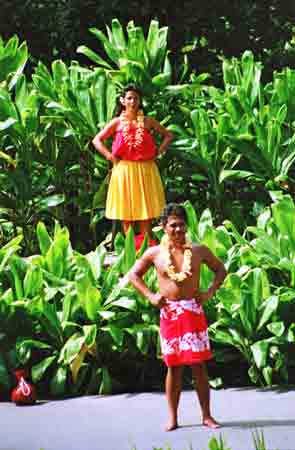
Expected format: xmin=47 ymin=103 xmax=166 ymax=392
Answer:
xmin=111 ymin=297 xmax=136 ymax=311
xmin=262 ymin=366 xmax=273 ymax=386
xmin=85 ymin=245 xmax=106 ymax=281
xmin=111 ymin=18 xmax=127 ymax=50
xmin=136 ymin=233 xmax=149 ymax=258
xmin=210 ymin=329 xmax=235 ymax=346
xmin=267 ymin=321 xmax=285 ymax=337
xmin=287 ymin=324 xmax=295 ymax=343
xmin=248 ymin=364 xmax=259 ymax=384
xmin=122 ymin=226 xmax=136 ymax=273
xmin=41 ymin=301 xmax=63 ymax=344
xmin=251 ymin=340 xmax=269 ymax=369
xmin=103 ymin=325 xmax=124 ymax=347
xmin=24 ymin=265 xmax=43 ymax=297
xmin=10 ymin=261 xmax=24 ymax=300
xmin=99 ymin=366 xmax=112 ymax=395
xmin=198 ymin=208 xmax=213 ymax=241
xmin=0 ymin=117 xmax=17 ymax=130
xmin=183 ymin=200 xmax=199 ymax=241
xmin=219 ymin=169 xmax=257 ymax=183
xmin=257 ymin=296 xmax=279 ymax=330
xmin=31 ymin=355 xmax=57 ymax=383
xmin=16 ymin=338 xmax=52 ymax=365
xmin=76 ymin=275 xmax=101 ymax=321
xmin=83 ymin=325 xmax=97 ymax=348
xmin=59 ymin=334 xmax=84 ymax=365
xmin=135 ymin=329 xmax=149 ymax=354
xmin=0 ymin=354 xmax=11 ymax=390
xmin=51 ymin=60 xmax=69 ymax=85
xmin=92 ymin=175 xmax=109 ymax=209
xmin=37 ymin=222 xmax=52 ymax=256
xmin=38 ymin=194 xmax=65 ymax=210
xmin=70 ymin=344 xmax=89 ymax=384
xmin=46 ymin=241 xmax=64 ymax=278
xmin=98 ymin=311 xmax=116 ymax=320
xmin=50 ymin=366 xmax=67 ymax=397
xmin=76 ymin=46 xmax=113 ymax=69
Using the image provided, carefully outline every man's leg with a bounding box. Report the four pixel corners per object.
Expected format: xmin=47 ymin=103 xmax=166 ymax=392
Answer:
xmin=165 ymin=366 xmax=183 ymax=431
xmin=191 ymin=363 xmax=220 ymax=428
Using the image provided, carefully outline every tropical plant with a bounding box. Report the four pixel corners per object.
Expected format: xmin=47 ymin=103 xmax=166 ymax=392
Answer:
xmin=0 ymin=70 xmax=66 ymax=254
xmin=211 ymin=267 xmax=295 ymax=386
xmin=0 ymin=35 xmax=28 ymax=87
xmin=0 ymin=223 xmax=161 ymax=397
xmin=31 ymin=60 xmax=119 ymax=245
xmin=217 ymin=52 xmax=295 ymax=190
xmin=169 ymin=51 xmax=295 ymax=223
xmin=77 ymin=18 xmax=172 ymax=94
xmin=209 ymin=194 xmax=295 ymax=385
xmin=131 ymin=430 xmax=275 ymax=450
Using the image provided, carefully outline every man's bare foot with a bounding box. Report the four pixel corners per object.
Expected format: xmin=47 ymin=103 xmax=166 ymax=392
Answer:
xmin=203 ymin=416 xmax=221 ymax=429
xmin=165 ymin=421 xmax=178 ymax=432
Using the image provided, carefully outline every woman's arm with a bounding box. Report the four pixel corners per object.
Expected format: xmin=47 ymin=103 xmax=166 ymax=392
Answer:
xmin=147 ymin=117 xmax=174 ymax=156
xmin=92 ymin=118 xmax=120 ymax=163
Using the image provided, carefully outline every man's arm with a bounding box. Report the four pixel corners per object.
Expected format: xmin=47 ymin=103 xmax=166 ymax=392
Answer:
xmin=129 ymin=247 xmax=166 ymax=308
xmin=198 ymin=245 xmax=227 ymax=303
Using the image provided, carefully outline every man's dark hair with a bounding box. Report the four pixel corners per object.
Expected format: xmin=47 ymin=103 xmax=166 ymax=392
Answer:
xmin=161 ymin=203 xmax=187 ymax=226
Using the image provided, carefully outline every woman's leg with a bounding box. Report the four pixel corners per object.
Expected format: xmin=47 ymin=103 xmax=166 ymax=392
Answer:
xmin=122 ymin=221 xmax=133 ymax=235
xmin=139 ymin=219 xmax=152 ymax=238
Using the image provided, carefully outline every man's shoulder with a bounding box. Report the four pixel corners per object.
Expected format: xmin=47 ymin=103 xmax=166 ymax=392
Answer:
xmin=192 ymin=243 xmax=211 ymax=256
xmin=192 ymin=242 xmax=206 ymax=251
xmin=141 ymin=244 xmax=161 ymax=260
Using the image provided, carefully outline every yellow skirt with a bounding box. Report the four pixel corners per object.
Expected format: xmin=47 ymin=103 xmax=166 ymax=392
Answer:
xmin=105 ymin=160 xmax=165 ymax=221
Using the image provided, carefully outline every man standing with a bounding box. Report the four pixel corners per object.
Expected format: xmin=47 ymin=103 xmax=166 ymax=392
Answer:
xmin=129 ymin=203 xmax=227 ymax=431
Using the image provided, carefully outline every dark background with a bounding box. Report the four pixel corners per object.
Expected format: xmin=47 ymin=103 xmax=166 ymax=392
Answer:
xmin=2 ymin=0 xmax=295 ymax=83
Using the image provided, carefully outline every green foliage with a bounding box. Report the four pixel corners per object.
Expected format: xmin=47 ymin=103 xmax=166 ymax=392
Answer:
xmin=1 ymin=23 xmax=295 ymax=395
xmin=209 ymin=195 xmax=295 ymax=385
xmin=2 ymin=27 xmax=295 ymax=250
xmin=131 ymin=430 xmax=275 ymax=449
xmin=0 ymin=221 xmax=160 ymax=397
xmin=1 ymin=194 xmax=295 ymax=397
xmin=77 ymin=19 xmax=171 ymax=93
xmin=0 ymin=35 xmax=28 ymax=88
xmin=170 ymin=51 xmax=295 ymax=221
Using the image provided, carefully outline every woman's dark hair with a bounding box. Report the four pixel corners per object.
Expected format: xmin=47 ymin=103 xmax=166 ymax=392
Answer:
xmin=115 ymin=84 xmax=144 ymax=116
xmin=161 ymin=203 xmax=187 ymax=226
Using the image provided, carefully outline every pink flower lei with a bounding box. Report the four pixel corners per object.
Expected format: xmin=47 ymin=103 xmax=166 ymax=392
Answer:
xmin=120 ymin=110 xmax=145 ymax=150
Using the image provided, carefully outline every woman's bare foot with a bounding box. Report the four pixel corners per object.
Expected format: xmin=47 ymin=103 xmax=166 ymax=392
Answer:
xmin=165 ymin=421 xmax=178 ymax=432
xmin=203 ymin=416 xmax=220 ymax=429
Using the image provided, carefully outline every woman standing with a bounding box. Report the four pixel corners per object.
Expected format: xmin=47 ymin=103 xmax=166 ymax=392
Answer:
xmin=92 ymin=85 xmax=173 ymax=239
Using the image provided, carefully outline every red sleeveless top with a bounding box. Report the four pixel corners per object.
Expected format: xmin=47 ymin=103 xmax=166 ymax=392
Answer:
xmin=112 ymin=126 xmax=157 ymax=161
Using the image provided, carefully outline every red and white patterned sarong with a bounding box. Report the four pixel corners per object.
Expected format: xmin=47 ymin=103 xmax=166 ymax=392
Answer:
xmin=160 ymin=299 xmax=213 ymax=367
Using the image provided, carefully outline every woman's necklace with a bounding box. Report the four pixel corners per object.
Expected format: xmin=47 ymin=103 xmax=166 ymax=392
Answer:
xmin=121 ymin=110 xmax=145 ymax=150
xmin=160 ymin=234 xmax=193 ymax=282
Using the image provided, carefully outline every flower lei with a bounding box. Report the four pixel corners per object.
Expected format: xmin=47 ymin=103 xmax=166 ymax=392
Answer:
xmin=160 ymin=234 xmax=193 ymax=282
xmin=120 ymin=110 xmax=145 ymax=150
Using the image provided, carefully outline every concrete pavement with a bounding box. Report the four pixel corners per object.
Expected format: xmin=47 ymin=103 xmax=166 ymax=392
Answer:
xmin=0 ymin=387 xmax=294 ymax=450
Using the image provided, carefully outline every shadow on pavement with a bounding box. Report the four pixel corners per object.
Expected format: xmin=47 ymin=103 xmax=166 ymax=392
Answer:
xmin=174 ymin=419 xmax=295 ymax=431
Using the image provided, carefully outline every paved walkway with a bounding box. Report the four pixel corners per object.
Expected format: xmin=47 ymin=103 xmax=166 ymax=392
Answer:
xmin=0 ymin=387 xmax=295 ymax=450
